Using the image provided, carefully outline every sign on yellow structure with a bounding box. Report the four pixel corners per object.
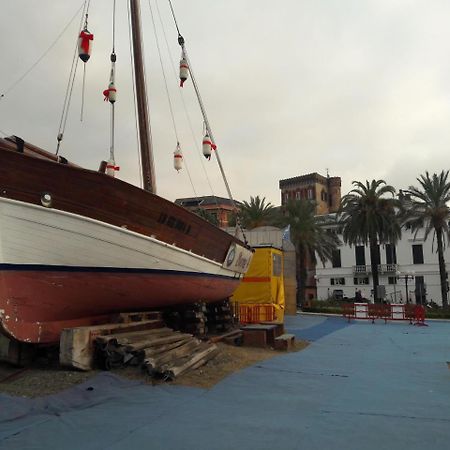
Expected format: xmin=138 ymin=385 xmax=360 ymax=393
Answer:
xmin=231 ymin=246 xmax=285 ymax=324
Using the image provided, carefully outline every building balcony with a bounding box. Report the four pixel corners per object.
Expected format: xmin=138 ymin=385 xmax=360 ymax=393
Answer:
xmin=353 ymin=264 xmax=398 ymax=274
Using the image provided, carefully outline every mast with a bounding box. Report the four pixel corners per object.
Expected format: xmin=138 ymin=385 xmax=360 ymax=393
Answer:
xmin=129 ymin=0 xmax=156 ymax=193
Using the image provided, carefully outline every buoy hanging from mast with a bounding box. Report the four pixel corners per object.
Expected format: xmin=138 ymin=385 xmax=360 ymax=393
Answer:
xmin=168 ymin=0 xmax=248 ymax=242
xmin=78 ymin=12 xmax=94 ymax=121
xmin=104 ymin=0 xmax=119 ymax=177
xmin=179 ymin=50 xmax=189 ymax=87
xmin=173 ymin=143 xmax=183 ymax=171
xmin=56 ymin=2 xmax=92 ymax=153
xmin=202 ymin=131 xmax=213 ymax=160
xmin=78 ymin=28 xmax=94 ymax=62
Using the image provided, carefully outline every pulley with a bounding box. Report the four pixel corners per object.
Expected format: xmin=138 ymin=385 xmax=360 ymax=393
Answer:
xmin=78 ymin=29 xmax=94 ymax=62
xmin=173 ymin=144 xmax=183 ymax=171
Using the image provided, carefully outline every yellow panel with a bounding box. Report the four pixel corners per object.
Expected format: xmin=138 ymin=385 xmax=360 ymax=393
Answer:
xmin=231 ymin=247 xmax=285 ymax=323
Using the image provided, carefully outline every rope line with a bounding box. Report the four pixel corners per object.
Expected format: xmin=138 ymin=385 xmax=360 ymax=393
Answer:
xmin=167 ymin=2 xmax=246 ymax=240
xmin=148 ymin=0 xmax=179 ymax=141
xmin=80 ymin=63 xmax=87 ymax=121
xmin=0 ymin=2 xmax=85 ymax=102
xmin=112 ymin=0 xmax=117 ymax=52
xmin=167 ymin=0 xmax=181 ymax=37
xmin=155 ymin=0 xmax=218 ymax=203
xmin=56 ymin=0 xmax=89 ymax=155
xmin=109 ymin=0 xmax=117 ymax=162
xmin=79 ymin=0 xmax=92 ymax=122
xmin=148 ymin=0 xmax=198 ymax=198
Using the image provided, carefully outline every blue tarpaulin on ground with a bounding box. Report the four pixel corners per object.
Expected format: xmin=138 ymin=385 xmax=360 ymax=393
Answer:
xmin=1 ymin=315 xmax=450 ymax=450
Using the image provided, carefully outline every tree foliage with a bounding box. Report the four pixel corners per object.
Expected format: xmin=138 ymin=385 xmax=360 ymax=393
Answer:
xmin=281 ymin=199 xmax=340 ymax=305
xmin=403 ymin=171 xmax=450 ymax=308
xmin=239 ymin=195 xmax=276 ymax=229
xmin=338 ymin=179 xmax=401 ymax=303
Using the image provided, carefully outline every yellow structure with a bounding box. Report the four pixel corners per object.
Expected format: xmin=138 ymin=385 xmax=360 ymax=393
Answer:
xmin=231 ymin=246 xmax=285 ymax=323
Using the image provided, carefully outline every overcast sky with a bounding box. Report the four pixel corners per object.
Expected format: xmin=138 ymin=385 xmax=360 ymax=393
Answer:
xmin=1 ymin=0 xmax=450 ymax=206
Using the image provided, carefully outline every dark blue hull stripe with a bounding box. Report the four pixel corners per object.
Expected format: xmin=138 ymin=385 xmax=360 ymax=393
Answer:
xmin=0 ymin=263 xmax=239 ymax=280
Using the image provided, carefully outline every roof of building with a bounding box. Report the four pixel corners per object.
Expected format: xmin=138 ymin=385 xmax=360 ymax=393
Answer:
xmin=279 ymin=172 xmax=341 ymax=188
xmin=175 ymin=195 xmax=237 ymax=208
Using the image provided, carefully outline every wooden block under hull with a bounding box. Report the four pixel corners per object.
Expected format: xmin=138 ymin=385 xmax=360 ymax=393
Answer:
xmin=59 ymin=319 xmax=164 ymax=371
xmin=0 ymin=333 xmax=35 ymax=366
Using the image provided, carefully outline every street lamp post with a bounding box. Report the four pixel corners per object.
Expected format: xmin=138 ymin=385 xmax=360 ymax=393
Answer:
xmin=397 ymin=270 xmax=415 ymax=304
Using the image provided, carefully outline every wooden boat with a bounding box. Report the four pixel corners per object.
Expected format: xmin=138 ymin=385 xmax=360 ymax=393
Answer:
xmin=0 ymin=1 xmax=252 ymax=344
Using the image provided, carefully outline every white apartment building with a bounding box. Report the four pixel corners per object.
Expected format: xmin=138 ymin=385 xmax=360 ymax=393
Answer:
xmin=315 ymin=216 xmax=449 ymax=306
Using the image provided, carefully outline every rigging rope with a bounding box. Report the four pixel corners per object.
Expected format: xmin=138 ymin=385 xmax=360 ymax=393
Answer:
xmin=80 ymin=63 xmax=87 ymax=121
xmin=79 ymin=4 xmax=93 ymax=121
xmin=56 ymin=0 xmax=89 ymax=155
xmin=148 ymin=0 xmax=199 ymax=198
xmin=155 ymin=0 xmax=217 ymax=203
xmin=104 ymin=0 xmax=118 ymax=175
xmin=0 ymin=2 xmax=85 ymax=103
xmin=167 ymin=1 xmax=247 ymax=241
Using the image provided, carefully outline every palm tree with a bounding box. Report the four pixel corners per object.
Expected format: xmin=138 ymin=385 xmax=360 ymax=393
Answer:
xmin=239 ymin=195 xmax=276 ymax=229
xmin=403 ymin=171 xmax=450 ymax=308
xmin=281 ymin=199 xmax=340 ymax=305
xmin=338 ymin=180 xmax=401 ymax=303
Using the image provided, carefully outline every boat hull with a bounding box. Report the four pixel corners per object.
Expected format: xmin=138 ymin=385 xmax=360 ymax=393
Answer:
xmin=0 ymin=145 xmax=252 ymax=343
xmin=0 ymin=267 xmax=240 ymax=343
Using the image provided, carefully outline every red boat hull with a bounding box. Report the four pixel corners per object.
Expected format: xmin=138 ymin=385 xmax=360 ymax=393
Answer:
xmin=0 ymin=268 xmax=240 ymax=343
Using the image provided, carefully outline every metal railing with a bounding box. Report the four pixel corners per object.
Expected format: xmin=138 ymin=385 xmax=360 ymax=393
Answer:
xmin=353 ymin=264 xmax=398 ymax=274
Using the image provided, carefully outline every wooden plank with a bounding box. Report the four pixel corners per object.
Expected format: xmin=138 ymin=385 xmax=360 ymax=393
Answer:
xmin=96 ymin=327 xmax=172 ymax=345
xmin=141 ymin=337 xmax=193 ymax=358
xmin=209 ymin=329 xmax=242 ymax=343
xmin=144 ymin=339 xmax=201 ymax=374
xmin=59 ymin=319 xmax=165 ymax=371
xmin=164 ymin=344 xmax=218 ymax=380
xmin=125 ymin=333 xmax=193 ymax=352
xmin=117 ymin=311 xmax=162 ymax=323
xmin=0 ymin=334 xmax=35 ymax=366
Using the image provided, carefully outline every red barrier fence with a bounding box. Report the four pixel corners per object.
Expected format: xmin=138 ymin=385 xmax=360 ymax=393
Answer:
xmin=342 ymin=303 xmax=426 ymax=325
xmin=238 ymin=304 xmax=277 ymax=324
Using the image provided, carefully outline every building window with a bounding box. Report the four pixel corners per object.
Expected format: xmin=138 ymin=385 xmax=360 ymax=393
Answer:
xmin=307 ymin=188 xmax=313 ymax=199
xmin=415 ymin=276 xmax=426 ymax=305
xmin=354 ymin=277 xmax=369 ymax=285
xmin=372 ymin=245 xmax=381 ymax=265
xmin=295 ymin=191 xmax=301 ymax=200
xmin=388 ymin=276 xmax=397 ymax=285
xmin=332 ymin=249 xmax=341 ymax=268
xmin=331 ymin=277 xmax=345 ymax=285
xmin=412 ymin=244 xmax=424 ymax=264
xmin=385 ymin=244 xmax=397 ymax=264
xmin=355 ymin=246 xmax=365 ymax=266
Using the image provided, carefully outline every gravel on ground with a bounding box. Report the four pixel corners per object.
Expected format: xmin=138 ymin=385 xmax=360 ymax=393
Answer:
xmin=0 ymin=341 xmax=309 ymax=397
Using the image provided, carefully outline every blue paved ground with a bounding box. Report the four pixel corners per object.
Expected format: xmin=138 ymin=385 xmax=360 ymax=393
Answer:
xmin=1 ymin=315 xmax=449 ymax=450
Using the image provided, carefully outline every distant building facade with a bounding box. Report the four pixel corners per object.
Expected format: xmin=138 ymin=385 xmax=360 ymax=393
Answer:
xmin=315 ymin=214 xmax=448 ymax=306
xmin=279 ymin=172 xmax=341 ymax=215
xmin=175 ymin=196 xmax=236 ymax=228
xmin=279 ymin=172 xmax=342 ymax=301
